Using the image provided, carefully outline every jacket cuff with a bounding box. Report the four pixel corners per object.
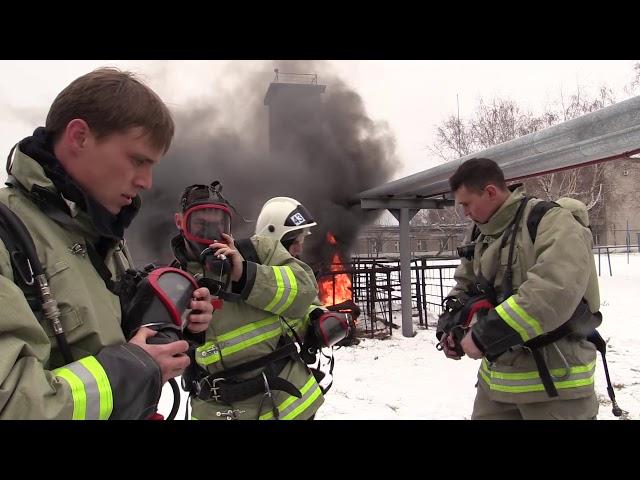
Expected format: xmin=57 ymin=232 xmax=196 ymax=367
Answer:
xmin=472 ymin=309 xmax=523 ymax=359
xmin=96 ymin=343 xmax=162 ymax=419
xmin=239 ymin=261 xmax=257 ymax=300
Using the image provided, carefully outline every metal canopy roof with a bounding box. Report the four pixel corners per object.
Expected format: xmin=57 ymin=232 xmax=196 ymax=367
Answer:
xmin=359 ymin=95 xmax=640 ymax=203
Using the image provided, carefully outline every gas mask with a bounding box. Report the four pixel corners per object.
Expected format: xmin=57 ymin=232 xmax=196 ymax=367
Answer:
xmin=121 ymin=266 xmax=199 ymax=343
xmin=299 ymin=308 xmax=352 ymax=365
xmin=181 ymin=203 xmax=232 ymax=259
xmin=177 ymin=181 xmax=235 ymax=261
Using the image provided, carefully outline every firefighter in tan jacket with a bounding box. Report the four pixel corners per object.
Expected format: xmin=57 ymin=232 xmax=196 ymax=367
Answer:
xmin=173 ymin=187 xmax=324 ymax=420
xmin=0 ymin=68 xmax=213 ymax=419
xmin=441 ymin=158 xmax=600 ymax=420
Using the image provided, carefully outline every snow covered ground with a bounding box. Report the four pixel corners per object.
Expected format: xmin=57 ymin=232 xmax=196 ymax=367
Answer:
xmin=159 ymin=253 xmax=640 ymax=420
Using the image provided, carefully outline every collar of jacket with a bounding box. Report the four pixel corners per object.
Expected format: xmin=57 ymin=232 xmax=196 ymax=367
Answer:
xmin=170 ymin=233 xmax=204 ymax=274
xmin=9 ymin=127 xmax=140 ymax=242
xmin=476 ymin=185 xmax=526 ymax=237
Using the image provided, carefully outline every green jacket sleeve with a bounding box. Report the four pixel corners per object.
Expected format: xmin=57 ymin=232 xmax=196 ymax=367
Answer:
xmin=239 ymin=235 xmax=319 ymax=320
xmin=286 ymin=297 xmax=325 ymax=339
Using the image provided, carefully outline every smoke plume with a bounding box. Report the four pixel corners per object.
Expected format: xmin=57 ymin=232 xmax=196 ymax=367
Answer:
xmin=126 ymin=60 xmax=401 ymax=271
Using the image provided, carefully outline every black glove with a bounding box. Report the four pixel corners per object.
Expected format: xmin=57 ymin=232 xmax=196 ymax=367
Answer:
xmin=436 ymin=294 xmax=493 ymax=357
xmin=435 ymin=295 xmax=465 ymax=342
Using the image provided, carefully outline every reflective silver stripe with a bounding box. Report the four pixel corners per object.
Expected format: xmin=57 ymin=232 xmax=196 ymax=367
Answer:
xmin=279 ymin=383 xmax=322 ymax=420
xmin=479 ymin=360 xmax=597 ymax=393
xmin=219 ymin=321 xmax=282 ymax=354
xmin=197 ymin=318 xmax=283 ymax=366
xmin=499 ymin=299 xmax=538 ymax=341
xmin=271 ymin=267 xmax=293 ymax=314
xmin=260 ymin=376 xmax=321 ymax=420
xmin=483 ymin=368 xmax=594 ymax=388
xmin=65 ymin=361 xmax=101 ymax=420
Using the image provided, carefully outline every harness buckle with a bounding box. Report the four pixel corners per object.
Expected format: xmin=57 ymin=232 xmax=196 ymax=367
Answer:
xmin=196 ymin=376 xmax=226 ymax=402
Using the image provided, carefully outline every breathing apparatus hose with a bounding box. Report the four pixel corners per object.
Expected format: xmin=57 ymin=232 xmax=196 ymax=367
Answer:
xmin=145 ymin=330 xmax=188 ymax=421
xmin=167 ymin=378 xmax=180 ymax=420
xmin=0 ymin=202 xmax=73 ymax=364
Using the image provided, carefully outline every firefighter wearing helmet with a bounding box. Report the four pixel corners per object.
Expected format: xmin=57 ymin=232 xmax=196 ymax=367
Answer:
xmin=255 ymin=197 xmax=351 ymax=397
xmin=174 ymin=183 xmax=327 ymax=420
xmin=255 ymin=197 xmax=317 ymax=259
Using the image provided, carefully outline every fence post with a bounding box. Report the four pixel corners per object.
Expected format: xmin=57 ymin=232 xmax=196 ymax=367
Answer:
xmin=421 ymin=258 xmax=428 ymax=329
xmin=627 ymin=220 xmax=630 ymax=264
xmin=439 ymin=267 xmax=444 ymax=307
xmin=414 ymin=260 xmax=424 ymax=327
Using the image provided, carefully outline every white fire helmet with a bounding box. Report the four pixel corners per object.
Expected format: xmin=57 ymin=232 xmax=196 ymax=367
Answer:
xmin=255 ymin=197 xmax=317 ymax=244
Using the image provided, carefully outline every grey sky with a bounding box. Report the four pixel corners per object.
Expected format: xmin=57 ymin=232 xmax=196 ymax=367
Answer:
xmin=0 ymin=60 xmax=637 ymax=186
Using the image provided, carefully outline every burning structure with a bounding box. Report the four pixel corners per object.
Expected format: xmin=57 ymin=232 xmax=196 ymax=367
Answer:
xmin=124 ymin=62 xmax=401 ymax=338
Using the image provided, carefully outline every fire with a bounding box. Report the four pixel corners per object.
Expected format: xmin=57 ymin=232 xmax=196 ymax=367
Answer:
xmin=318 ymin=232 xmax=352 ymax=305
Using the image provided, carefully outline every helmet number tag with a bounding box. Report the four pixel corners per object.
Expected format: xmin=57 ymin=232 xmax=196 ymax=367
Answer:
xmin=290 ymin=213 xmax=306 ymax=225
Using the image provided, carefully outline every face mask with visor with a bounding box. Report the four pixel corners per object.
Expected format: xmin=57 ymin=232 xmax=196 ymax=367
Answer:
xmin=121 ymin=266 xmax=199 ymax=343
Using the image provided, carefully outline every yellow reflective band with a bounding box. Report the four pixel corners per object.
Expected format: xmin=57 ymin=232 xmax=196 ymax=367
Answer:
xmin=275 ymin=267 xmax=298 ymax=315
xmin=53 ymin=368 xmax=86 ymax=420
xmin=283 ymin=385 xmax=322 ymax=420
xmin=495 ymin=303 xmax=530 ymax=341
xmin=198 ymin=328 xmax=283 ymax=366
xmin=480 ymin=377 xmax=595 ymax=393
xmin=507 ymin=297 xmax=543 ymax=336
xmin=196 ymin=317 xmax=283 ymax=366
xmin=79 ymin=356 xmax=113 ymax=420
xmin=479 ymin=359 xmax=596 ymax=393
xmin=259 ymin=376 xmax=318 ymax=420
xmin=480 ymin=359 xmax=597 ymax=380
xmin=478 ymin=366 xmax=491 ymax=387
xmin=264 ymin=266 xmax=285 ymax=311
xmin=195 ymin=341 xmax=221 ymax=366
xmin=223 ymin=328 xmax=282 ymax=357
xmin=218 ymin=316 xmax=280 ymax=342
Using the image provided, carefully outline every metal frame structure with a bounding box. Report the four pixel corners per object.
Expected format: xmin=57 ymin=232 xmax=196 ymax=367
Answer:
xmin=317 ymin=257 xmax=459 ymax=338
xmin=358 ymin=95 xmax=640 ymax=336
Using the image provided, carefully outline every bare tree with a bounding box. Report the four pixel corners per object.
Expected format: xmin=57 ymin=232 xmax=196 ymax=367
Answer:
xmin=523 ymin=85 xmax=615 ymax=226
xmin=412 ymin=207 xmax=468 ymax=255
xmin=623 ymin=61 xmax=640 ymax=96
xmin=427 ymin=84 xmax=618 ymax=231
xmin=365 ymin=218 xmax=398 ymax=257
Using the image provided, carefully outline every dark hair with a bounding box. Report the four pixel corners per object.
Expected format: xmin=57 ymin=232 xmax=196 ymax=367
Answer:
xmin=449 ymin=158 xmax=508 ymax=193
xmin=46 ymin=67 xmax=174 ymax=153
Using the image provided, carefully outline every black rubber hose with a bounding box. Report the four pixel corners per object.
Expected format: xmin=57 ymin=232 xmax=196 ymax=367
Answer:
xmin=167 ymin=378 xmax=181 ymax=420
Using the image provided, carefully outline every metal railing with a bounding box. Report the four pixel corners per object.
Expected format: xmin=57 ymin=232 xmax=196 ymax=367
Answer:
xmin=317 ymin=257 xmax=460 ymax=339
xmin=273 ymin=69 xmax=318 ymax=84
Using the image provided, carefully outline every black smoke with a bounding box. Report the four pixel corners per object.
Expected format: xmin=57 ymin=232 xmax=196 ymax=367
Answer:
xmin=126 ymin=61 xmax=401 ymax=271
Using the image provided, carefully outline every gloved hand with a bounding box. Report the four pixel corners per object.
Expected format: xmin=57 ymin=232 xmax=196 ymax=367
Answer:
xmin=439 ymin=332 xmax=463 ymax=360
xmin=436 ymin=294 xmax=493 ymax=360
xmin=435 ymin=296 xmax=463 ymax=342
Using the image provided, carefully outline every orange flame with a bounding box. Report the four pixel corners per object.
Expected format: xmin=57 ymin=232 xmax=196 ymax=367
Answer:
xmin=318 ymin=232 xmax=352 ymax=305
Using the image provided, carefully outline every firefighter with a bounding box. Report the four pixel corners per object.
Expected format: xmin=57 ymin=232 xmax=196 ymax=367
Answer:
xmin=0 ymin=68 xmax=213 ymax=419
xmin=439 ymin=158 xmax=601 ymax=420
xmin=174 ymin=186 xmax=327 ymax=420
